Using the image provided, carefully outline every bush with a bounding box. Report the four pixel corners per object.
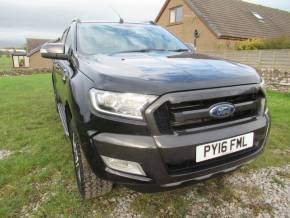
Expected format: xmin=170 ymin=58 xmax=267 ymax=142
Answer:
xmin=19 ymin=59 xmax=25 ymax=67
xmin=235 ymin=36 xmax=290 ymax=50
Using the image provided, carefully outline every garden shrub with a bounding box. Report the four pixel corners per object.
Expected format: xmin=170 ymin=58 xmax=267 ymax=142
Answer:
xmin=235 ymin=36 xmax=290 ymax=50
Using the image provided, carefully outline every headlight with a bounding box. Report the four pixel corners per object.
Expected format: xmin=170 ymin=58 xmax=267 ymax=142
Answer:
xmin=260 ymin=79 xmax=266 ymax=94
xmin=89 ymin=89 xmax=157 ymax=120
xmin=260 ymin=79 xmax=268 ymax=114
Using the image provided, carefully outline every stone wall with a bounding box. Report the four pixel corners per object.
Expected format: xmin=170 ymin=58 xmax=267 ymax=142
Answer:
xmin=260 ymin=69 xmax=290 ymax=93
xmin=199 ymin=49 xmax=290 ymax=93
xmin=0 ymin=68 xmax=50 ymax=77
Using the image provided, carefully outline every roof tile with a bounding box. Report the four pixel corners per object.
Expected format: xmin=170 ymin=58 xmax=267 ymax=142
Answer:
xmin=186 ymin=0 xmax=290 ymax=39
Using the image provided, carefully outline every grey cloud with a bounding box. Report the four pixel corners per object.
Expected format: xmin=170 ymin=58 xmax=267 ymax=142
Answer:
xmin=0 ymin=0 xmax=165 ymax=47
xmin=0 ymin=0 xmax=289 ymax=48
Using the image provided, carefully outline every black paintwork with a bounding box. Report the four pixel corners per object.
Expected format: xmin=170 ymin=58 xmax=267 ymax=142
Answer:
xmin=77 ymin=52 xmax=261 ymax=95
xmin=50 ymin=21 xmax=270 ymax=191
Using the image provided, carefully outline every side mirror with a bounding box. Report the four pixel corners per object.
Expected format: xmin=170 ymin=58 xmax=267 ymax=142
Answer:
xmin=40 ymin=43 xmax=68 ymax=60
xmin=185 ymin=43 xmax=196 ymax=53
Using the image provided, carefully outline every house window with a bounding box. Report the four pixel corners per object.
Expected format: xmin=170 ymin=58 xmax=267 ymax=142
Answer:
xmin=252 ymin=12 xmax=264 ymax=21
xmin=170 ymin=6 xmax=183 ymax=24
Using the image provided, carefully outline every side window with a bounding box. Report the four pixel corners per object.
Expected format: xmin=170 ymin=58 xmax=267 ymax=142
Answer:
xmin=64 ymin=28 xmax=73 ymax=54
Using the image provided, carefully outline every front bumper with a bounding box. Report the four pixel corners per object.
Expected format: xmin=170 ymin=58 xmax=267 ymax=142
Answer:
xmin=91 ymin=112 xmax=270 ymax=191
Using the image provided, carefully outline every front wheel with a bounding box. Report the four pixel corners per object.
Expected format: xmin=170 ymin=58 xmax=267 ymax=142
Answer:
xmin=69 ymin=120 xmax=113 ymax=199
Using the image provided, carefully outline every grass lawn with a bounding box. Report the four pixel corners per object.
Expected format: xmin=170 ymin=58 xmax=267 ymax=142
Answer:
xmin=0 ymin=55 xmax=12 ymax=71
xmin=0 ymin=74 xmax=289 ymax=217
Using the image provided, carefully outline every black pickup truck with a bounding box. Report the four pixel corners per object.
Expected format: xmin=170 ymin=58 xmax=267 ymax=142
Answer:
xmin=41 ymin=20 xmax=270 ymax=199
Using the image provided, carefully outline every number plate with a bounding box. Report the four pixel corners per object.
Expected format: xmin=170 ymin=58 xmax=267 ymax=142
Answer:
xmin=196 ymin=133 xmax=254 ymax=163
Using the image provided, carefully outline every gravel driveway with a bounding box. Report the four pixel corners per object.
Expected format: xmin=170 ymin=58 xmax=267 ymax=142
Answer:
xmin=185 ymin=165 xmax=290 ymax=218
xmin=110 ymin=165 xmax=290 ymax=218
xmin=2 ymin=149 xmax=288 ymax=217
xmin=0 ymin=149 xmax=12 ymax=160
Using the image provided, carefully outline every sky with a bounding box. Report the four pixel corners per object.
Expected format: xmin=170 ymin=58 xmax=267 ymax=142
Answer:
xmin=0 ymin=0 xmax=289 ymax=48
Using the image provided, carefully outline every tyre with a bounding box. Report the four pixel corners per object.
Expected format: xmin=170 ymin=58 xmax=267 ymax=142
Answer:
xmin=69 ymin=120 xmax=113 ymax=199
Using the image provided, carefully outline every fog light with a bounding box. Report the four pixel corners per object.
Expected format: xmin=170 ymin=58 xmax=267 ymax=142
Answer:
xmin=101 ymin=156 xmax=146 ymax=176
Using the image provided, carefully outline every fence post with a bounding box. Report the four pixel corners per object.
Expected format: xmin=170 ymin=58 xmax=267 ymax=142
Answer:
xmin=258 ymin=50 xmax=262 ymax=69
xmin=273 ymin=50 xmax=277 ymax=69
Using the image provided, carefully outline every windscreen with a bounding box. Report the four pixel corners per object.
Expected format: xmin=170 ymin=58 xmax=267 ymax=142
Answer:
xmin=77 ymin=23 xmax=188 ymax=55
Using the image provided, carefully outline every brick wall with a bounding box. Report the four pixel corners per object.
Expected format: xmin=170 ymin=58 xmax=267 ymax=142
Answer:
xmin=156 ymin=0 xmax=240 ymax=51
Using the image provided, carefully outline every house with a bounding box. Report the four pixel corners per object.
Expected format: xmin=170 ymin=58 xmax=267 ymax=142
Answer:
xmin=0 ymin=48 xmax=16 ymax=55
xmin=12 ymin=50 xmax=30 ymax=68
xmin=26 ymin=38 xmax=54 ymax=68
xmin=0 ymin=49 xmax=8 ymax=55
xmin=155 ymin=0 xmax=290 ymax=51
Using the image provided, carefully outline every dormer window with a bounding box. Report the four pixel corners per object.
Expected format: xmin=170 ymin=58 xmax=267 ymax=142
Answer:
xmin=170 ymin=6 xmax=183 ymax=24
xmin=252 ymin=12 xmax=264 ymax=22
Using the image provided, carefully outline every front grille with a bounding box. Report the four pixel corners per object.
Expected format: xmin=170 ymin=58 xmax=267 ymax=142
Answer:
xmin=153 ymin=88 xmax=264 ymax=134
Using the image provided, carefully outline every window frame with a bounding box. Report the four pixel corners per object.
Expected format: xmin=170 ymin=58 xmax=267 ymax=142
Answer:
xmin=169 ymin=5 xmax=183 ymax=24
xmin=252 ymin=11 xmax=263 ymax=20
xmin=60 ymin=29 xmax=68 ymax=43
xmin=251 ymin=11 xmax=265 ymax=23
xmin=64 ymin=27 xmax=73 ymax=54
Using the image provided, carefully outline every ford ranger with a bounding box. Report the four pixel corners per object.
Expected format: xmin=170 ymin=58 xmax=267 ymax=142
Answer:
xmin=41 ymin=20 xmax=270 ymax=199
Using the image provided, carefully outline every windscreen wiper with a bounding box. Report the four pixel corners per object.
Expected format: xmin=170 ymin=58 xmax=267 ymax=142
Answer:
xmin=112 ymin=48 xmax=168 ymax=55
xmin=167 ymin=49 xmax=190 ymax=52
xmin=112 ymin=48 xmax=190 ymax=55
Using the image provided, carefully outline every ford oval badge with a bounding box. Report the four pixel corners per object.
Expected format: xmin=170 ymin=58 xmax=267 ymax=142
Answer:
xmin=209 ymin=103 xmax=235 ymax=119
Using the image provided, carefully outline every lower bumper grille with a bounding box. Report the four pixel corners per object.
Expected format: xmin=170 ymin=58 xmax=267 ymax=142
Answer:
xmin=166 ymin=126 xmax=267 ymax=175
xmin=167 ymin=144 xmax=262 ymax=175
xmin=167 ymin=146 xmax=259 ymax=175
